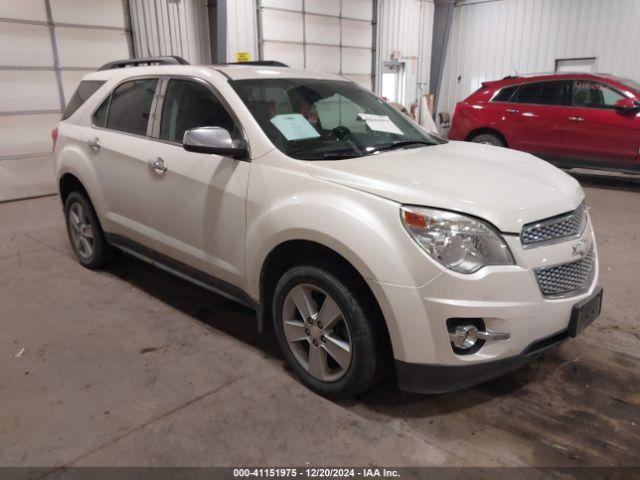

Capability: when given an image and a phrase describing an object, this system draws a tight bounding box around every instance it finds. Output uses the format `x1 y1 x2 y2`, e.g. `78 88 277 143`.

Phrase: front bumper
368 220 600 391
395 319 573 394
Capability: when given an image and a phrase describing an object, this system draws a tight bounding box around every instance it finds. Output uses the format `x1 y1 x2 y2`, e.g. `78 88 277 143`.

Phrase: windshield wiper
371 140 434 153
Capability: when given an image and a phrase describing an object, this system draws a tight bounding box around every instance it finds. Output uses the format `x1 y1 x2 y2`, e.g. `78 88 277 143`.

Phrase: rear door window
105 78 158 136
514 81 571 106
62 80 105 120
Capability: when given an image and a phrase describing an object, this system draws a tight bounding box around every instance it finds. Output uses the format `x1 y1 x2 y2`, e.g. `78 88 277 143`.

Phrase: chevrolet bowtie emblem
572 239 589 257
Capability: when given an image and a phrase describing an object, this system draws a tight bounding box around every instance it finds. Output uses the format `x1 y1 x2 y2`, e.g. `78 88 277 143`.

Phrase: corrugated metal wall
129 0 211 63
376 0 434 107
438 0 640 117
226 0 258 62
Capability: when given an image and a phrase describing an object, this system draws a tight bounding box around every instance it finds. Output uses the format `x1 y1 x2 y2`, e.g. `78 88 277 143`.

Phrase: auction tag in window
270 114 321 141
358 113 403 135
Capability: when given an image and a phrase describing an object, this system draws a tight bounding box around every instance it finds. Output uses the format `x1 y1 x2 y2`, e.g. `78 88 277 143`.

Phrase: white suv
54 57 602 399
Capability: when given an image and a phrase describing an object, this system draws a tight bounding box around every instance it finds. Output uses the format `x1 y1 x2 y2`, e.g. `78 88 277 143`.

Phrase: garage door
0 0 131 160
258 0 375 90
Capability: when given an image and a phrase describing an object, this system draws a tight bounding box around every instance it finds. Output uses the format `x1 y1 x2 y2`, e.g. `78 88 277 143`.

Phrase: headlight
400 206 514 274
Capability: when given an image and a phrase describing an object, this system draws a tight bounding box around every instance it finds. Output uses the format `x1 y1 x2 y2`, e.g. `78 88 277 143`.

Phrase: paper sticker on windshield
357 113 403 135
270 114 321 141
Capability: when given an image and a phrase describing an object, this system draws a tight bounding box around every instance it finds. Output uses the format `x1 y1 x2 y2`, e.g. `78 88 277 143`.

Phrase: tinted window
62 80 105 120
572 81 625 109
93 97 109 127
159 79 239 143
106 78 158 136
515 81 570 105
492 85 518 102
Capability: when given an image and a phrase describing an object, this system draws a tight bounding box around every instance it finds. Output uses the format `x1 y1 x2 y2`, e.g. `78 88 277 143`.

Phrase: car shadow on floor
104 252 558 415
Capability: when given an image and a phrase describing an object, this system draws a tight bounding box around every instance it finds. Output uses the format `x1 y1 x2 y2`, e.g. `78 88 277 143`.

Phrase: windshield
605 75 640 94
230 78 444 160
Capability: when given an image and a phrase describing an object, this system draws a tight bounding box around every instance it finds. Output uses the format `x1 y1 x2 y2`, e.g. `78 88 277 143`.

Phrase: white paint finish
0 23 54 67
341 0 374 20
376 0 434 108
438 0 640 117
306 0 340 16
50 0 126 28
226 0 258 61
0 113 59 157
262 41 305 69
306 45 340 73
305 14 340 46
341 19 372 48
129 0 211 64
261 9 304 42
55 27 130 68
0 0 47 22
0 71 60 112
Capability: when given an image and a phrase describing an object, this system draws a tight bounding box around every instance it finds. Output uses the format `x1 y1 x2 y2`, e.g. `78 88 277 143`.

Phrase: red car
448 73 640 173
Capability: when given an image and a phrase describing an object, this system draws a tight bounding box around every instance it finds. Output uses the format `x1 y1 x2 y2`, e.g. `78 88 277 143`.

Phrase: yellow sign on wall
236 51 251 62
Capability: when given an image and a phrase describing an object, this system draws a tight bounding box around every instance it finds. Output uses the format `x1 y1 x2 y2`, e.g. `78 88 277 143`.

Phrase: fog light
447 318 511 355
449 325 480 350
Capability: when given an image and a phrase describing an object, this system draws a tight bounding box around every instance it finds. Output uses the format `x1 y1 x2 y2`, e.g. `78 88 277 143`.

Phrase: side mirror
614 97 640 113
182 126 248 159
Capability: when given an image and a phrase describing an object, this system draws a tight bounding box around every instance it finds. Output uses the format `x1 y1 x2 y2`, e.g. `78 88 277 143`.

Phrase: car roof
81 64 345 83
486 72 618 87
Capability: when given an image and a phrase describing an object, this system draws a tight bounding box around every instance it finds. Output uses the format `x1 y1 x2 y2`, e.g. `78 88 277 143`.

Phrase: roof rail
222 60 289 67
98 56 189 71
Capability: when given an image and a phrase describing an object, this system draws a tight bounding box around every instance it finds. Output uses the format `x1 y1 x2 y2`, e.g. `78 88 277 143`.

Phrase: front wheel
272 263 385 399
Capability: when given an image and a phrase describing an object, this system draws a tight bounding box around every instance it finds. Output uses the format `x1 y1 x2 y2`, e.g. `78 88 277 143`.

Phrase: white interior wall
129 0 211 64
438 0 640 118
376 0 434 109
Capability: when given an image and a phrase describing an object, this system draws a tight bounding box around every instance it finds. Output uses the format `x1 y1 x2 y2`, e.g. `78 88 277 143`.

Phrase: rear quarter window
62 80 106 120
491 85 518 102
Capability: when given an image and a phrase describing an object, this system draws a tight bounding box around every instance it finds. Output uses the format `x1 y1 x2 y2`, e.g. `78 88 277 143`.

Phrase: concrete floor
1 177 639 468
0 156 56 203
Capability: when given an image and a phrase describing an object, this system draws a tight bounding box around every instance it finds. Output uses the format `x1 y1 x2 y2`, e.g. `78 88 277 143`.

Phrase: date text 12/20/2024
233 468 400 478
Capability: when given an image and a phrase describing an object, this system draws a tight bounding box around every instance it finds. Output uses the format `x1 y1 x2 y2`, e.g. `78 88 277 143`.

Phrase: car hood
306 141 584 233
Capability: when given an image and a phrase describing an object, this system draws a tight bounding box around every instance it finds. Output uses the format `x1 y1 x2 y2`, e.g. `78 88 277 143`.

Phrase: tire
470 133 505 147
64 191 117 269
272 262 386 399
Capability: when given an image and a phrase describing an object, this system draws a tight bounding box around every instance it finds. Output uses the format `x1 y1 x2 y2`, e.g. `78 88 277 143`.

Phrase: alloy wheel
69 202 95 259
282 283 353 382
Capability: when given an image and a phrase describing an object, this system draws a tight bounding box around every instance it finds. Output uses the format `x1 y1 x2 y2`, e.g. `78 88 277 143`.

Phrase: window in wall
159 79 239 143
572 81 625 109
555 57 596 73
381 62 404 105
106 78 158 136
514 81 570 106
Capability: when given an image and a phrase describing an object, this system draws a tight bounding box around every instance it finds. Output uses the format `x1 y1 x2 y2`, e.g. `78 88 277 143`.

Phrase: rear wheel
470 133 505 147
272 263 384 399
64 191 117 269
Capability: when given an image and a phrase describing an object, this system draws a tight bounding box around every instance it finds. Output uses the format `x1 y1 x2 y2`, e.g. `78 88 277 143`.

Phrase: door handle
506 108 520 113
148 157 167 174
568 116 584 122
88 137 101 152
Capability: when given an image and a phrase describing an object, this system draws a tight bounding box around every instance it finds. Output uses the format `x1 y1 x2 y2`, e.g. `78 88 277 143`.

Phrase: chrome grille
521 203 587 247
534 246 595 296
